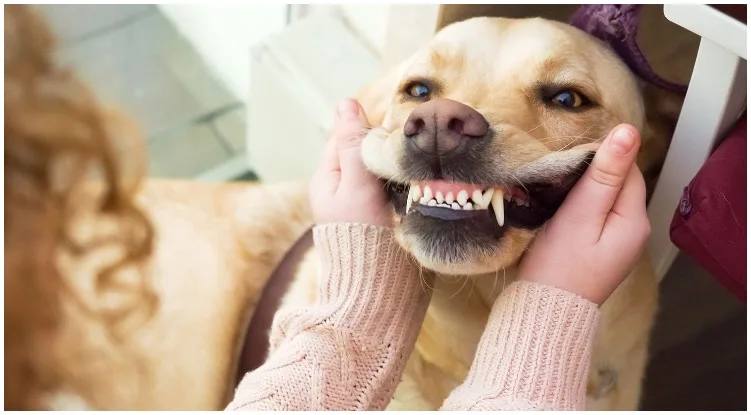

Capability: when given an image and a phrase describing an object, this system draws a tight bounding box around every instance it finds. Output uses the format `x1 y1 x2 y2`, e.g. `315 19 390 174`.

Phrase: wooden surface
643 311 746 410
642 253 746 410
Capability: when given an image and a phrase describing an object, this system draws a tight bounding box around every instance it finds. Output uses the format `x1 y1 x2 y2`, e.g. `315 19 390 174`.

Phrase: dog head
357 17 667 275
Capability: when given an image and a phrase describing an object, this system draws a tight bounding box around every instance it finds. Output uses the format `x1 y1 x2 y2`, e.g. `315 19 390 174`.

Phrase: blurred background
35 4 745 410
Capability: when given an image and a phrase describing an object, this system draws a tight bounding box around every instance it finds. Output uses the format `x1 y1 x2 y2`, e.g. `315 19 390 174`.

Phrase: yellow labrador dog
279 17 679 410
31 15 678 411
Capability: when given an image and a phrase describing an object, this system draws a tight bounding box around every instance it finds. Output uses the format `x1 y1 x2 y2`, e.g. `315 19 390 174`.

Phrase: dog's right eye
406 82 431 99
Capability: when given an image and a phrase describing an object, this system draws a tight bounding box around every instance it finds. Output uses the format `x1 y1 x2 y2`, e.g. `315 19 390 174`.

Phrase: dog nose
403 98 489 156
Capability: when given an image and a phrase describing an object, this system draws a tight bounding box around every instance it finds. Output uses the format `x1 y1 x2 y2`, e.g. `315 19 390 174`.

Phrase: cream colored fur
50 180 312 410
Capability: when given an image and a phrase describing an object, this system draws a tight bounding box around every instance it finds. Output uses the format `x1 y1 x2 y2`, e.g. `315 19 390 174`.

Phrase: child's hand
310 99 394 227
518 124 651 305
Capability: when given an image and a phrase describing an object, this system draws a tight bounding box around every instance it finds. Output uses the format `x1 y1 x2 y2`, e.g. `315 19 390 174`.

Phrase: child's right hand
309 99 394 228
518 124 651 305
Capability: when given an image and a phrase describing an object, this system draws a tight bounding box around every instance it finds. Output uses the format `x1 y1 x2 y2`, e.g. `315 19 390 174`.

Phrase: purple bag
569 5 688 93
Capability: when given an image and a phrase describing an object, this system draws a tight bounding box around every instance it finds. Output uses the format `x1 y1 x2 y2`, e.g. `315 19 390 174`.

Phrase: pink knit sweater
227 223 599 411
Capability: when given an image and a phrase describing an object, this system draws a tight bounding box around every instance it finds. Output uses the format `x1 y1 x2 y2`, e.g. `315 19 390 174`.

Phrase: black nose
403 98 489 156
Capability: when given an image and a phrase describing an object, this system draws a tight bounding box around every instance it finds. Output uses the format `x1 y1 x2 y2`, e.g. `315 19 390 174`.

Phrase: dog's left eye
551 90 587 108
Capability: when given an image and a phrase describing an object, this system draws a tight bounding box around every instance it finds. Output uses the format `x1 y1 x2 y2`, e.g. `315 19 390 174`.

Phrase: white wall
339 5 391 53
159 4 288 102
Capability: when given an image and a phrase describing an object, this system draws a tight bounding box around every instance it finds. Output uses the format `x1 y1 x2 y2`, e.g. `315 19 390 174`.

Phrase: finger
333 98 370 176
558 124 641 231
611 163 648 220
318 135 339 173
600 164 648 242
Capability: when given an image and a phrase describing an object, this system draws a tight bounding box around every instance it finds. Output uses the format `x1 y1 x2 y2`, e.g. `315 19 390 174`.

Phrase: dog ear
353 60 410 126
636 81 685 198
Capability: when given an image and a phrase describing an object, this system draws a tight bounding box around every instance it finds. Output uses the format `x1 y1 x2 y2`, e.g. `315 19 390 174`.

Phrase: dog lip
413 205 482 220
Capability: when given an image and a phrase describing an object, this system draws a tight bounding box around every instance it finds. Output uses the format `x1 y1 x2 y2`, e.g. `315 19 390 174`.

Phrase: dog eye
551 90 587 108
406 82 431 99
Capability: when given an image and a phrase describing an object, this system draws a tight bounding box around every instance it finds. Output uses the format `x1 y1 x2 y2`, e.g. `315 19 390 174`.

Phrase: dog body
281 16 665 410
44 180 312 410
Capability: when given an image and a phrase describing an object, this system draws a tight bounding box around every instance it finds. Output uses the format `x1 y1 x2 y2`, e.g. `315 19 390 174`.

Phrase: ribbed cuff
447 281 599 411
313 223 431 341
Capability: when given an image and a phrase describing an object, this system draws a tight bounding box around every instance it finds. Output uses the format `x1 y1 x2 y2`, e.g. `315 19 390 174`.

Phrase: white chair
647 4 747 281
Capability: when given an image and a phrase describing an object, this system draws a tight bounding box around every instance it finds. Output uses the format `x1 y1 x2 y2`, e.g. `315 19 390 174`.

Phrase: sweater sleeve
441 281 600 411
226 223 430 411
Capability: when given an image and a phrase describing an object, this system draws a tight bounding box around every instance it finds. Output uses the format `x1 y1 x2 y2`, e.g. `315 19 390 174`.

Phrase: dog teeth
490 189 505 227
471 189 483 205
482 188 494 208
457 190 469 205
408 183 510 214
406 185 419 214
412 186 422 201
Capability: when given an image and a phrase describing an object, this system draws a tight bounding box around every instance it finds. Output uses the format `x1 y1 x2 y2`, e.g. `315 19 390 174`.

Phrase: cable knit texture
441 281 599 411
226 223 430 410
227 223 600 411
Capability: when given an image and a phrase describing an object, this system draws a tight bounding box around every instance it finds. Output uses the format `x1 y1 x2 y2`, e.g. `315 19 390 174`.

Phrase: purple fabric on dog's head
569 5 688 93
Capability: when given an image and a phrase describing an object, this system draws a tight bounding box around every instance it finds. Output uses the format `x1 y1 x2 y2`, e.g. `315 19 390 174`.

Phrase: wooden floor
640 254 746 410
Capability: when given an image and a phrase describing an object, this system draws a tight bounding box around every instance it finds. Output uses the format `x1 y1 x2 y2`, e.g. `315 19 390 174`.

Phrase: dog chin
396 228 529 276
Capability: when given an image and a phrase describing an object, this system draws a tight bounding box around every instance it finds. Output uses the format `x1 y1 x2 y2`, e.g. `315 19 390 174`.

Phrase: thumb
334 98 370 175
557 124 641 233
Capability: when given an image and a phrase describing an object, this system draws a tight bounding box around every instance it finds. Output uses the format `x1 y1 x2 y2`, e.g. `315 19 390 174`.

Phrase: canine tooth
491 190 505 227
457 190 469 205
436 191 444 204
428 199 437 206
451 202 461 210
482 188 495 208
406 187 415 214
424 186 433 200
471 189 484 205
463 202 473 210
446 192 455 204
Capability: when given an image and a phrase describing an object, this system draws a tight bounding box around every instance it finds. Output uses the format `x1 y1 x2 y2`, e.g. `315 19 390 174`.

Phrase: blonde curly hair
5 5 157 409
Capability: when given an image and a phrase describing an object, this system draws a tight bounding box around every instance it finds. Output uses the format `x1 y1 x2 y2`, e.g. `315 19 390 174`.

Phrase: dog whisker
502 266 507 292
467 275 476 302
492 269 499 295
525 123 543 134
447 275 470 301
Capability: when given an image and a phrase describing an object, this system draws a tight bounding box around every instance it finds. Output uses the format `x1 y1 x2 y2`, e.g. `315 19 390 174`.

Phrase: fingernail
337 98 360 120
609 126 635 154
